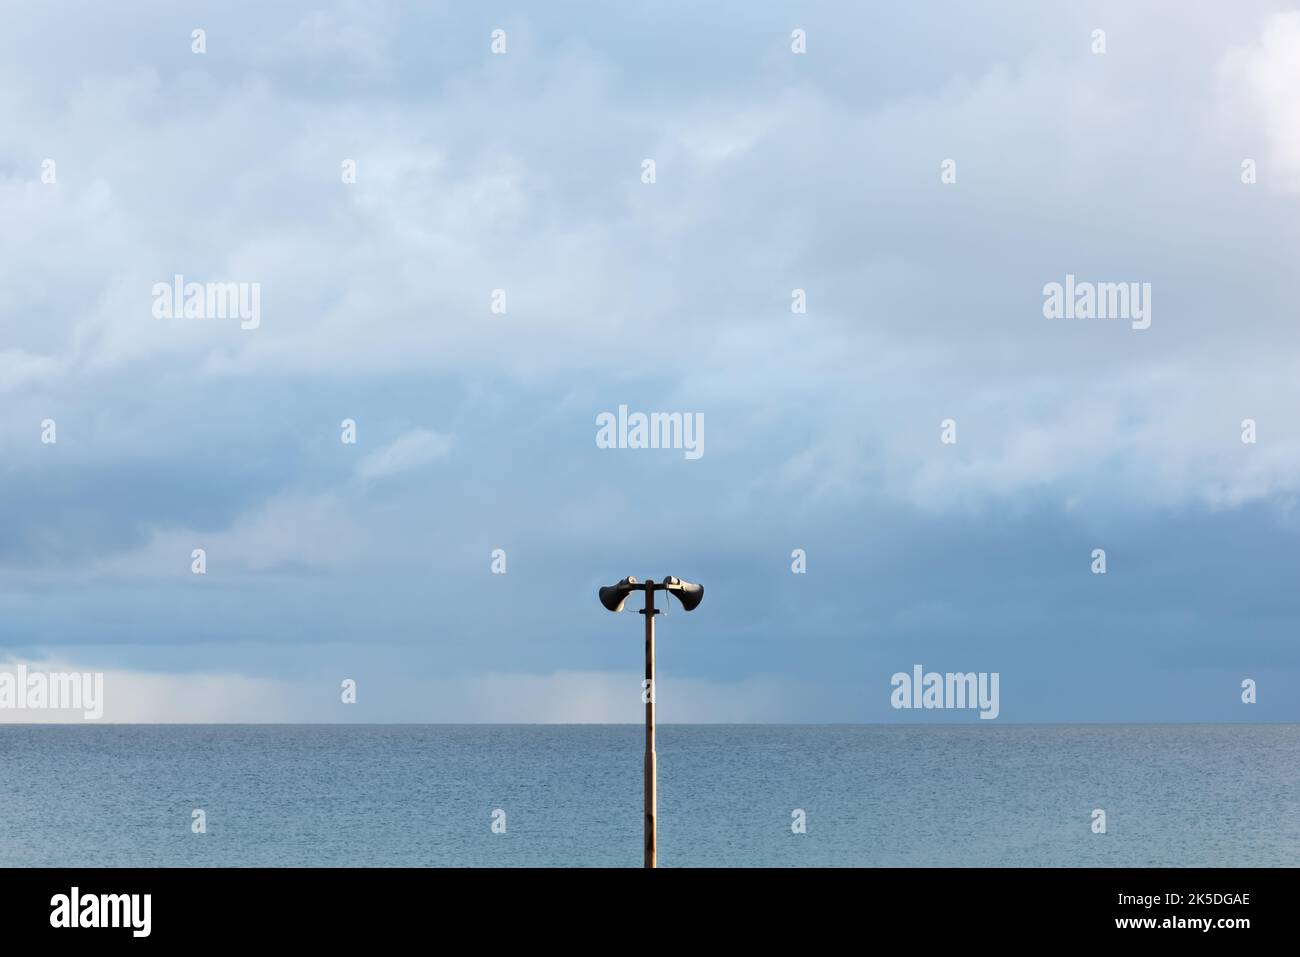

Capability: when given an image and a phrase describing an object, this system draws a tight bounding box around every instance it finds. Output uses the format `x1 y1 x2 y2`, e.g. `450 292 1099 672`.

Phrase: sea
1 724 1296 867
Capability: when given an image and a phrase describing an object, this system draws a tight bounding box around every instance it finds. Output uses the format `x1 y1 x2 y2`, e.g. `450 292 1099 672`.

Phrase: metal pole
643 585 657 869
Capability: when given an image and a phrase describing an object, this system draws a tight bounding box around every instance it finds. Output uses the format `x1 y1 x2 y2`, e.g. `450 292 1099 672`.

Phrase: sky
1 1 1298 721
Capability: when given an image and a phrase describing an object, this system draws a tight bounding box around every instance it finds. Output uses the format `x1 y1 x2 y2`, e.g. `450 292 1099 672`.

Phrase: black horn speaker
598 576 638 612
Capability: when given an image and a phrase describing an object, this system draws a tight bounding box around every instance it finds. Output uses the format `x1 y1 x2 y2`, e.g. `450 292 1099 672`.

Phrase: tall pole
601 574 700 868
643 585 657 869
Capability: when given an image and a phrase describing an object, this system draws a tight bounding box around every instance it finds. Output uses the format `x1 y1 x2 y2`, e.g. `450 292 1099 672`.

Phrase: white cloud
1222 12 1300 192
73 493 369 582
0 348 64 393
356 428 454 481
0 661 802 723
1 7 1297 539
0 659 310 722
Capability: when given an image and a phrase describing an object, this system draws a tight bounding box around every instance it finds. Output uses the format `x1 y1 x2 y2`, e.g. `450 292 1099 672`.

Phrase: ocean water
1 724 1296 867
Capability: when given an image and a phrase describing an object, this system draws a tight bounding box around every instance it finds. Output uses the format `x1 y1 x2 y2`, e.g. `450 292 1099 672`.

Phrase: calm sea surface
1 724 1296 867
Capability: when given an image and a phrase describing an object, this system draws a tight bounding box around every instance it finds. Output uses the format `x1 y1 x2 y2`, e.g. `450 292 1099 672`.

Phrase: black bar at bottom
0 867 1285 943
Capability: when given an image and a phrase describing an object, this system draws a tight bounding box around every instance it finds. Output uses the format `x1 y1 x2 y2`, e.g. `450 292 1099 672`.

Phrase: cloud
0 348 65 394
1222 12 1300 192
2 3 1299 723
63 493 370 583
0 661 802 723
356 429 454 481
0 659 309 722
